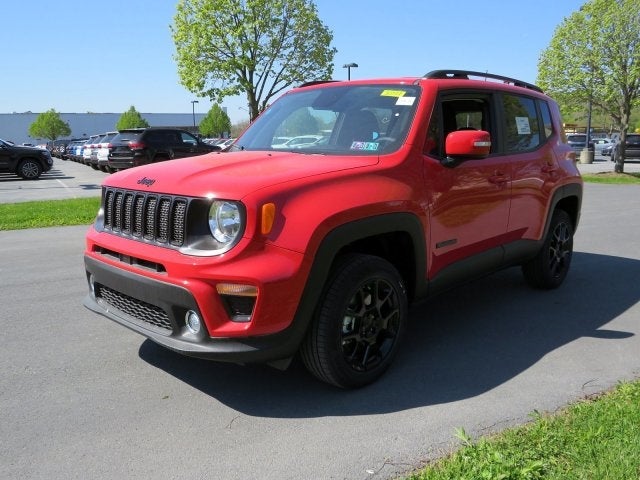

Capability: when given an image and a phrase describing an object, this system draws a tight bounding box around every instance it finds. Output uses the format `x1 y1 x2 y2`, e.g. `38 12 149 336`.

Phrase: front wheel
18 159 43 179
300 254 408 388
522 209 574 289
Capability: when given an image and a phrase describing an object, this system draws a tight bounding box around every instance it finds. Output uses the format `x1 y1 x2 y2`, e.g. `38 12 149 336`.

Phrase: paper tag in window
516 117 531 134
396 96 415 106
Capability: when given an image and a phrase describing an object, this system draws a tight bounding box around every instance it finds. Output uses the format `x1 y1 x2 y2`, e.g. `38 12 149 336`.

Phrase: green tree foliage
116 106 150 130
172 0 336 121
28 109 71 144
274 107 319 137
199 104 232 137
537 0 640 172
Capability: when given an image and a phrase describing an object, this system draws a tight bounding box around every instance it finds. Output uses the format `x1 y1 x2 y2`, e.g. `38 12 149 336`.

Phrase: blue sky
2 0 585 124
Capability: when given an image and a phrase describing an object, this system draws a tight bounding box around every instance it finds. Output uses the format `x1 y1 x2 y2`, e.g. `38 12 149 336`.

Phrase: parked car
611 133 640 163
0 138 53 179
95 132 119 172
592 137 613 155
601 141 615 156
271 134 326 149
215 138 236 151
69 139 87 162
107 127 220 171
84 70 583 388
566 134 590 153
82 134 102 165
65 140 85 161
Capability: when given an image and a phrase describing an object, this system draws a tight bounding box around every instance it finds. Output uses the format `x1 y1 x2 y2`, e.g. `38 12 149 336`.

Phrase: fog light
185 310 201 334
88 274 95 296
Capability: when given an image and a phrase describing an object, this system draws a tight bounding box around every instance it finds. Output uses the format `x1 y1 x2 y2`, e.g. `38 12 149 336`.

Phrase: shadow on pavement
139 251 637 417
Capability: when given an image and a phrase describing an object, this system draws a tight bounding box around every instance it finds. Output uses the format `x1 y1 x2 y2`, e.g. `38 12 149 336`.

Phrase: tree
537 0 640 172
116 106 150 130
172 0 336 121
199 104 232 137
28 109 71 146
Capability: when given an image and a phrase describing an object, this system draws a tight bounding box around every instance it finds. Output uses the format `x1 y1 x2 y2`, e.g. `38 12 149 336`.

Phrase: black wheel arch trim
284 213 428 352
545 182 582 236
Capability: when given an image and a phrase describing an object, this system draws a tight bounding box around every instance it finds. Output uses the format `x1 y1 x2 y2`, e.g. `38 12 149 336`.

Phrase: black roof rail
298 80 339 88
423 70 543 93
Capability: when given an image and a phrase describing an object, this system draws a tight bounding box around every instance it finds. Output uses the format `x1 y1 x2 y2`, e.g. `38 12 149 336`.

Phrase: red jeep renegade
84 70 582 388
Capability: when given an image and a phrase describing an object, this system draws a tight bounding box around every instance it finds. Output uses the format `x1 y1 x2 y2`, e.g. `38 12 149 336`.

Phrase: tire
18 159 43 179
300 254 408 388
522 209 573 289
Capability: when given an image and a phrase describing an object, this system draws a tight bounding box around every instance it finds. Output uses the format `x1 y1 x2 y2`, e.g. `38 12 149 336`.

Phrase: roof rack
298 80 338 88
423 70 543 93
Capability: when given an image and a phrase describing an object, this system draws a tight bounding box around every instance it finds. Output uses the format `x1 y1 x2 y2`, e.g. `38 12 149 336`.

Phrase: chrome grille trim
102 188 189 248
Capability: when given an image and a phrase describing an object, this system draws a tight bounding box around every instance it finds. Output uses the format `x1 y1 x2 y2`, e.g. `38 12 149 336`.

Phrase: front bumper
83 252 307 364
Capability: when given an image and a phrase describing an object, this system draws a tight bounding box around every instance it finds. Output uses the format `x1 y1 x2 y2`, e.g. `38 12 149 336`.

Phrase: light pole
343 62 358 81
191 100 199 128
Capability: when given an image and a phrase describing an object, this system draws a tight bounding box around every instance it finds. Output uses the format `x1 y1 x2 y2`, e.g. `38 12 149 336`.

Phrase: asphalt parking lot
0 158 108 204
2 153 640 480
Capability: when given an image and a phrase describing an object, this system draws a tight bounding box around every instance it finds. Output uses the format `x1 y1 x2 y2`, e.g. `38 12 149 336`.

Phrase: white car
271 135 325 149
592 137 613 154
82 134 102 164
96 132 119 171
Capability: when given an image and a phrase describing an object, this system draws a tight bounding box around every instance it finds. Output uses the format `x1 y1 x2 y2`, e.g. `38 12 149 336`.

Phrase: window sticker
515 117 531 134
396 96 415 106
380 89 406 98
350 141 380 151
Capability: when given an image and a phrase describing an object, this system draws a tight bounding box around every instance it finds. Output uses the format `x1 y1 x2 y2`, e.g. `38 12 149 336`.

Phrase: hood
103 150 378 199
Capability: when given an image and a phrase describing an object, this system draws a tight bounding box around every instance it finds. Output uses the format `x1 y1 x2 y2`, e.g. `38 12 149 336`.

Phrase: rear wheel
301 254 408 388
18 159 42 179
522 209 573 289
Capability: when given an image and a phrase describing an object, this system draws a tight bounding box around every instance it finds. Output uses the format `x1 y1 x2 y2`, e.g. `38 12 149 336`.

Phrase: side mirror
445 130 491 159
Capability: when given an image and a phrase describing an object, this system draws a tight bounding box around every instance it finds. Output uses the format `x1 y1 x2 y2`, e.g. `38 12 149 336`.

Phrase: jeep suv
0 138 54 179
107 127 220 171
84 70 582 388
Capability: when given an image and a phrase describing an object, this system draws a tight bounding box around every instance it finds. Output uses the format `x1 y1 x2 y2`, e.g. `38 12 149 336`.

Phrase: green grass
0 197 100 230
582 172 640 184
404 380 640 480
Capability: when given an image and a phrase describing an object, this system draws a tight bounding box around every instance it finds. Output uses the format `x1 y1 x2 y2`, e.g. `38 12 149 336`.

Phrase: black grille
96 284 172 332
103 188 189 247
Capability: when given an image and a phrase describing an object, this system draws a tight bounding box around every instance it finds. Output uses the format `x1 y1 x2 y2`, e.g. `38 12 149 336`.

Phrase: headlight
208 200 244 251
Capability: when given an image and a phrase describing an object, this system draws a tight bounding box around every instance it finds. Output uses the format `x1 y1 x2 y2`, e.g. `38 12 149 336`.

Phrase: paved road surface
1 163 639 479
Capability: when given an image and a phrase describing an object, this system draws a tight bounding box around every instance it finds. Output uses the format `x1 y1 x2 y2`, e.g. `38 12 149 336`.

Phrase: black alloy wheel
301 254 408 388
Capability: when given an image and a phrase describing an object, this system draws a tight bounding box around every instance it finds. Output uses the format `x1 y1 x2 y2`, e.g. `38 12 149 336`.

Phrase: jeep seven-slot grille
96 283 172 332
103 188 188 247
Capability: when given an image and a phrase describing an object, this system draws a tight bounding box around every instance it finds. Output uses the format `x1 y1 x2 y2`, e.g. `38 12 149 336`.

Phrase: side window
425 94 492 157
503 95 540 152
181 132 198 145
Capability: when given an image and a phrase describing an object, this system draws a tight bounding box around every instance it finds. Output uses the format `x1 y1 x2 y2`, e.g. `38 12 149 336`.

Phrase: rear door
173 131 203 158
499 93 558 244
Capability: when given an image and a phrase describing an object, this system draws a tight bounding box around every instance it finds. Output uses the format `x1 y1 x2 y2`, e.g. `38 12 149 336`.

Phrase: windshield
233 84 420 155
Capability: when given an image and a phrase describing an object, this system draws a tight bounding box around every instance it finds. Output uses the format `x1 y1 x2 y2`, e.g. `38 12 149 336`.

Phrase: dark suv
611 133 640 163
107 128 220 171
84 70 582 388
0 138 53 179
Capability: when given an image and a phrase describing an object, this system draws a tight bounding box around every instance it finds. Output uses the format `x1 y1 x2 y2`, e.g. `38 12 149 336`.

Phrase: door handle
489 174 508 185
